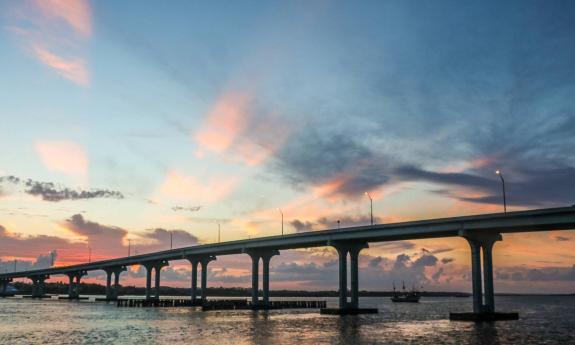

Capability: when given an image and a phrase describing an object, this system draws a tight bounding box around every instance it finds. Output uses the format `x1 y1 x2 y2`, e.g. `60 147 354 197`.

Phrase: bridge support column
66 271 86 299
245 249 279 309
185 256 202 305
450 231 518 321
200 256 216 302
144 261 168 300
105 267 126 301
0 278 11 297
320 241 377 315
29 275 49 298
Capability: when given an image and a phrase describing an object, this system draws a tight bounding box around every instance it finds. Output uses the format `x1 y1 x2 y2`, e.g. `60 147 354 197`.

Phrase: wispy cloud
0 175 124 202
7 0 92 86
31 45 89 85
195 90 292 166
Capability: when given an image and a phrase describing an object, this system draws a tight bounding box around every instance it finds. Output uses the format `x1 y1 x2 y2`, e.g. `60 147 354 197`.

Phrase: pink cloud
194 91 292 166
158 170 238 204
7 0 92 86
35 141 88 175
34 0 92 37
32 45 89 85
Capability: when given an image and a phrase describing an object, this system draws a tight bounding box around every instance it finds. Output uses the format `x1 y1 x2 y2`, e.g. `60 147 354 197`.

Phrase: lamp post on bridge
218 222 221 243
278 208 284 235
495 170 507 213
365 192 373 225
170 231 173 250
88 246 91 263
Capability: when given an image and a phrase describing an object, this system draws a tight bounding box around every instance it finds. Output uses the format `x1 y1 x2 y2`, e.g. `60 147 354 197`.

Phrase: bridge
1 206 574 320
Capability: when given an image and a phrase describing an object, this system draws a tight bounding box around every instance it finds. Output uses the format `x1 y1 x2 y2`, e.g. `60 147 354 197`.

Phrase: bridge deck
1 206 574 279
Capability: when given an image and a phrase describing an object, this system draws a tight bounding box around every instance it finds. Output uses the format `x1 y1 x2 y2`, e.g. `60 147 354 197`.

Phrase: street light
128 239 131 257
365 192 373 225
88 246 91 263
169 231 173 250
218 222 221 243
278 209 284 235
495 170 507 213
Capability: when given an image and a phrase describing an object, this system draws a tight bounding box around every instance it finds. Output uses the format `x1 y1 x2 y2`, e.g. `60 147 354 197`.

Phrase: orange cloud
195 91 291 166
32 45 89 85
35 141 88 175
196 92 252 153
158 171 238 204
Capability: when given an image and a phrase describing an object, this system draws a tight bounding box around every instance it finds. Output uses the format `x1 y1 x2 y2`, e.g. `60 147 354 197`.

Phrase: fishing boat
391 281 420 303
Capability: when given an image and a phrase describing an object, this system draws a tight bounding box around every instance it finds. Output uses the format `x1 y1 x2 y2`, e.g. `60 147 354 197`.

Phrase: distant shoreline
6 282 574 297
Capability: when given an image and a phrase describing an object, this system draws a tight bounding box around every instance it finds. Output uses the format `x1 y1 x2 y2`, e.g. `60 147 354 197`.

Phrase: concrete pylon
199 256 216 302
66 271 86 299
104 266 126 300
143 261 169 300
450 231 518 321
332 242 368 309
29 275 49 298
244 249 279 308
0 278 11 296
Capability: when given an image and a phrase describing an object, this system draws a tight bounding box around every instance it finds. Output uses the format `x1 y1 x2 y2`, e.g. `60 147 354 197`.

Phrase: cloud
273 131 392 199
171 206 202 213
0 175 124 202
137 228 199 252
290 219 316 233
31 45 89 85
441 258 455 264
290 215 385 233
554 236 571 242
35 141 89 175
497 266 575 282
195 90 291 166
7 0 92 86
158 170 238 204
34 0 92 37
62 214 127 258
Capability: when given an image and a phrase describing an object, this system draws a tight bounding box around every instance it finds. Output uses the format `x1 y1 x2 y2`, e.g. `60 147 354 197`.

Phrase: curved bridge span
2 206 574 319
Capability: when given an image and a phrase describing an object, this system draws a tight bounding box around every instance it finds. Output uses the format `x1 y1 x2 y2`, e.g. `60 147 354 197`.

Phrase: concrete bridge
1 206 574 319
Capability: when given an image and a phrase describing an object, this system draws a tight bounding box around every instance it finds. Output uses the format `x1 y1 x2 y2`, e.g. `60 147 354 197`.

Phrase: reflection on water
0 296 574 344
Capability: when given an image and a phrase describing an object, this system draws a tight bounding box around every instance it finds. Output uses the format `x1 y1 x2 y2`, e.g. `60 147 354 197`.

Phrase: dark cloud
172 206 202 213
0 176 124 202
139 228 199 251
432 268 444 282
290 215 385 233
555 236 571 242
273 131 392 198
62 214 127 258
368 256 383 268
290 219 315 233
497 266 575 282
441 258 455 265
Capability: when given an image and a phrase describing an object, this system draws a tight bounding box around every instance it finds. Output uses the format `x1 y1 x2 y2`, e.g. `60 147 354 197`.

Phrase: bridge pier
200 256 216 303
29 275 50 298
0 278 13 297
105 266 126 301
66 271 86 299
245 249 279 309
450 231 518 321
321 241 377 315
144 261 168 300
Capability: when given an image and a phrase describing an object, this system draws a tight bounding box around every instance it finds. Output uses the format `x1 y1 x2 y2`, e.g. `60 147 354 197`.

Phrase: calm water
1 295 574 344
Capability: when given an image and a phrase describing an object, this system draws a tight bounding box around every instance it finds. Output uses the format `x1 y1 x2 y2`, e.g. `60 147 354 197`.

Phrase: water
1 296 574 344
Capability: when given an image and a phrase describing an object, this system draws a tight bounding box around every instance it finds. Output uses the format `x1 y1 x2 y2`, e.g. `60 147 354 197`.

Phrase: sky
0 0 574 293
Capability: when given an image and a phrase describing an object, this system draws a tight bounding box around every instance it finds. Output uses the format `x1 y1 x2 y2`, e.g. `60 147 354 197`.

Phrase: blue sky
0 0 574 292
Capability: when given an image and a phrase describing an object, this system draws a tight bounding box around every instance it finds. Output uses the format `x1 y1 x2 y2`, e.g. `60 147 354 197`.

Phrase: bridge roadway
1 206 574 318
